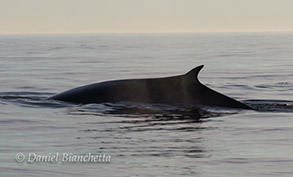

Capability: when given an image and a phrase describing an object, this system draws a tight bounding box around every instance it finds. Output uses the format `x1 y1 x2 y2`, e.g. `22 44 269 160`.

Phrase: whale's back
50 65 252 109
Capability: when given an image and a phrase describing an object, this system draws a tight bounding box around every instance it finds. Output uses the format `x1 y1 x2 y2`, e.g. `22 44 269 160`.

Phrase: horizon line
0 30 293 36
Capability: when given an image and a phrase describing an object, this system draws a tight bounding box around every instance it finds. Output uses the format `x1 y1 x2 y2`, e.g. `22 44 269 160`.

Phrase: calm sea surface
0 33 293 177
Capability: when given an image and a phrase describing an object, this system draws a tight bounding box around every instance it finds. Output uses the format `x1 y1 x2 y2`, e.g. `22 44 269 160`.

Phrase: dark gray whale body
50 65 252 109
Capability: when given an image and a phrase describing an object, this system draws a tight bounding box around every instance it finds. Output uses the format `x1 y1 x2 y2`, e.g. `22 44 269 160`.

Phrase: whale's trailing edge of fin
184 65 252 109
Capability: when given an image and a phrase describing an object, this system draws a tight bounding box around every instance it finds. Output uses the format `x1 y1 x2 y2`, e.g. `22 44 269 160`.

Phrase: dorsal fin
184 65 204 81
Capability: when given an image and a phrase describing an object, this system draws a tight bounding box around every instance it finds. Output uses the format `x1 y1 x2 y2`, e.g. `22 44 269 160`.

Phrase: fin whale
50 65 252 109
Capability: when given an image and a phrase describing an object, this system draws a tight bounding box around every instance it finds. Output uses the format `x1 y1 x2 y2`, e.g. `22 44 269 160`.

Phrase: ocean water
0 32 293 177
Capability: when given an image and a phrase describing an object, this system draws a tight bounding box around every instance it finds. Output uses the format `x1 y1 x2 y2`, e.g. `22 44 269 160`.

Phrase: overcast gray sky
0 0 292 34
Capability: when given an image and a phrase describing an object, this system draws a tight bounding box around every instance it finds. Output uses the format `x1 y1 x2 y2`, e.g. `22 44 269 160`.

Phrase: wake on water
1 92 293 121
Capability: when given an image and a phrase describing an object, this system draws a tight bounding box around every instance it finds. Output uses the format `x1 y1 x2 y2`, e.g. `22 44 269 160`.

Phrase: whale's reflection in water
69 102 240 121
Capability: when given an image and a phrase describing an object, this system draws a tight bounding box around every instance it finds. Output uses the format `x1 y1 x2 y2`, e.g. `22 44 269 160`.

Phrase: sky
0 0 293 34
